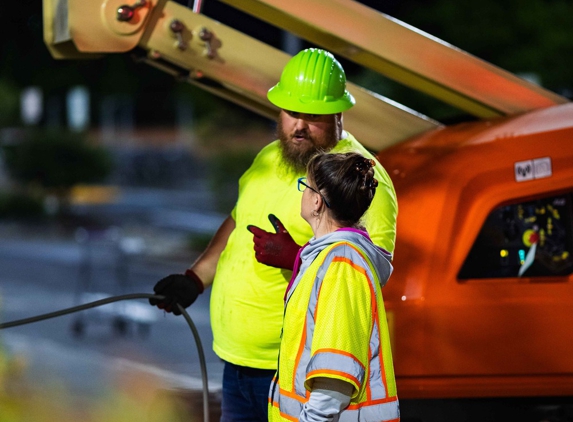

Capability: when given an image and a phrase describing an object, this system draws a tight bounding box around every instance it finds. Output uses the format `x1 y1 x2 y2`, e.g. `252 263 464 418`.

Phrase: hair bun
355 157 377 191
355 158 375 175
366 177 378 189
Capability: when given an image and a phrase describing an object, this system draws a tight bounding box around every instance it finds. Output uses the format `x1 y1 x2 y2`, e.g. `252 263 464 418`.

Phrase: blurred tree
0 79 20 126
2 130 113 213
0 190 45 220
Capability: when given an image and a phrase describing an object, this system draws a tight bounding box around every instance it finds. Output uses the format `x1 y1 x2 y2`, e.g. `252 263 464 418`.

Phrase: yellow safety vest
269 238 399 422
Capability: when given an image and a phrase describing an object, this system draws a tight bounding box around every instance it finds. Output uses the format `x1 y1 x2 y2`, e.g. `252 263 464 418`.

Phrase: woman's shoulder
323 239 368 262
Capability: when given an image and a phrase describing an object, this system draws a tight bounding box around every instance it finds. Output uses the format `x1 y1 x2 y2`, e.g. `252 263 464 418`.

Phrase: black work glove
247 214 301 271
149 269 204 315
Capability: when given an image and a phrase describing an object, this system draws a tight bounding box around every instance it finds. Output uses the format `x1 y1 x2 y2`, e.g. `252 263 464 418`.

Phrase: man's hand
247 214 301 271
149 269 204 315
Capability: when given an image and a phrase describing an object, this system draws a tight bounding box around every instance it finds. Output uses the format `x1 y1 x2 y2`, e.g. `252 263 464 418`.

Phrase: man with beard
149 48 397 422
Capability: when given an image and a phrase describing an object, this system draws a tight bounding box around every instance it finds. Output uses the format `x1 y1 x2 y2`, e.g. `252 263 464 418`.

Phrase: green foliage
2 130 114 190
0 80 20 127
0 190 45 220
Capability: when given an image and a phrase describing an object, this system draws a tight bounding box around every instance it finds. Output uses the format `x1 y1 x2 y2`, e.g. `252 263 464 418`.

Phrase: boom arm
42 0 440 151
219 0 568 118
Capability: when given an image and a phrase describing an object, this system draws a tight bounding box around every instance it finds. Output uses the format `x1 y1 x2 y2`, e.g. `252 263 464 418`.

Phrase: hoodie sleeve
299 377 353 422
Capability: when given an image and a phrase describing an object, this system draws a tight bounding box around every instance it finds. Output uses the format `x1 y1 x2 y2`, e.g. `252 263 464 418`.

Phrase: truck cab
379 103 573 398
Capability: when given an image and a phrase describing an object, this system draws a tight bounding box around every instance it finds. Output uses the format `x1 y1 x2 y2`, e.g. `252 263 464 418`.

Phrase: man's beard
277 119 339 173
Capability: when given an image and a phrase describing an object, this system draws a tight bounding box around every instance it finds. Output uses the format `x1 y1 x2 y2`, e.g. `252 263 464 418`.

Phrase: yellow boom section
43 0 440 151
220 0 568 118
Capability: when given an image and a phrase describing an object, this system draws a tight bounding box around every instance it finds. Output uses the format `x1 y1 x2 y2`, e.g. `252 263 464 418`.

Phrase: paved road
0 186 227 420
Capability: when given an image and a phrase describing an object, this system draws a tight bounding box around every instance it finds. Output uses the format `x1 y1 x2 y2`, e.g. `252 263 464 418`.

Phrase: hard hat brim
267 85 356 115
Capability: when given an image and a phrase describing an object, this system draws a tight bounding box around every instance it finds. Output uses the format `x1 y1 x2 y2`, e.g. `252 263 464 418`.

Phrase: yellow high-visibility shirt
210 133 398 369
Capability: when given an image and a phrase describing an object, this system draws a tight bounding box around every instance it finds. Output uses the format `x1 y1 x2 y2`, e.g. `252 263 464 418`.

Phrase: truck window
458 192 573 279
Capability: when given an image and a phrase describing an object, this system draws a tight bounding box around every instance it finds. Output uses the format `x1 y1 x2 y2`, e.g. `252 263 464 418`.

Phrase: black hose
0 293 210 422
177 302 210 422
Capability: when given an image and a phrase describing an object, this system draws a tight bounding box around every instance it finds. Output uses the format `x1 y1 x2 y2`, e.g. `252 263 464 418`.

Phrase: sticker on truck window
515 157 552 182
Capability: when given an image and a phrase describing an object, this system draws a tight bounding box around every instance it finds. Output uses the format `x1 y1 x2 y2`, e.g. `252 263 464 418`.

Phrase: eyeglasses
297 177 331 208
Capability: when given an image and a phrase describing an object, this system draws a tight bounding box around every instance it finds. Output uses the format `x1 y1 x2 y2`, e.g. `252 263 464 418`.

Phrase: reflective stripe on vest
270 385 399 422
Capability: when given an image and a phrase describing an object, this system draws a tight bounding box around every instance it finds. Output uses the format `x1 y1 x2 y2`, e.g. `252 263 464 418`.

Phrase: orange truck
379 103 573 399
43 0 573 404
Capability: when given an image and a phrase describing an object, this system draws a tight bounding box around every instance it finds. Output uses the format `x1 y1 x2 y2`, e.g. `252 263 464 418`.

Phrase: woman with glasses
268 152 400 422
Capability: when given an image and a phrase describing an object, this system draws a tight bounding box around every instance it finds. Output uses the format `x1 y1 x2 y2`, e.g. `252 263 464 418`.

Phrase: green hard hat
268 48 355 115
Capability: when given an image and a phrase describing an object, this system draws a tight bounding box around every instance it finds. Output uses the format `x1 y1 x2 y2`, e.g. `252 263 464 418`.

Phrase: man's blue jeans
220 361 275 422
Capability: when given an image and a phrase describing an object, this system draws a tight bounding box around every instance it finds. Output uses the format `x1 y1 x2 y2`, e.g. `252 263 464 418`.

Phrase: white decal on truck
514 157 552 182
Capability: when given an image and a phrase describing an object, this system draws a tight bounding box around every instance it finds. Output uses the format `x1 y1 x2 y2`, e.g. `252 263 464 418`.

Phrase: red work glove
247 214 301 271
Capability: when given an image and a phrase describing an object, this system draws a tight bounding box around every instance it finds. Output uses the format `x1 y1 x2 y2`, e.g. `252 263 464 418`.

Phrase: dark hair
307 152 378 227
